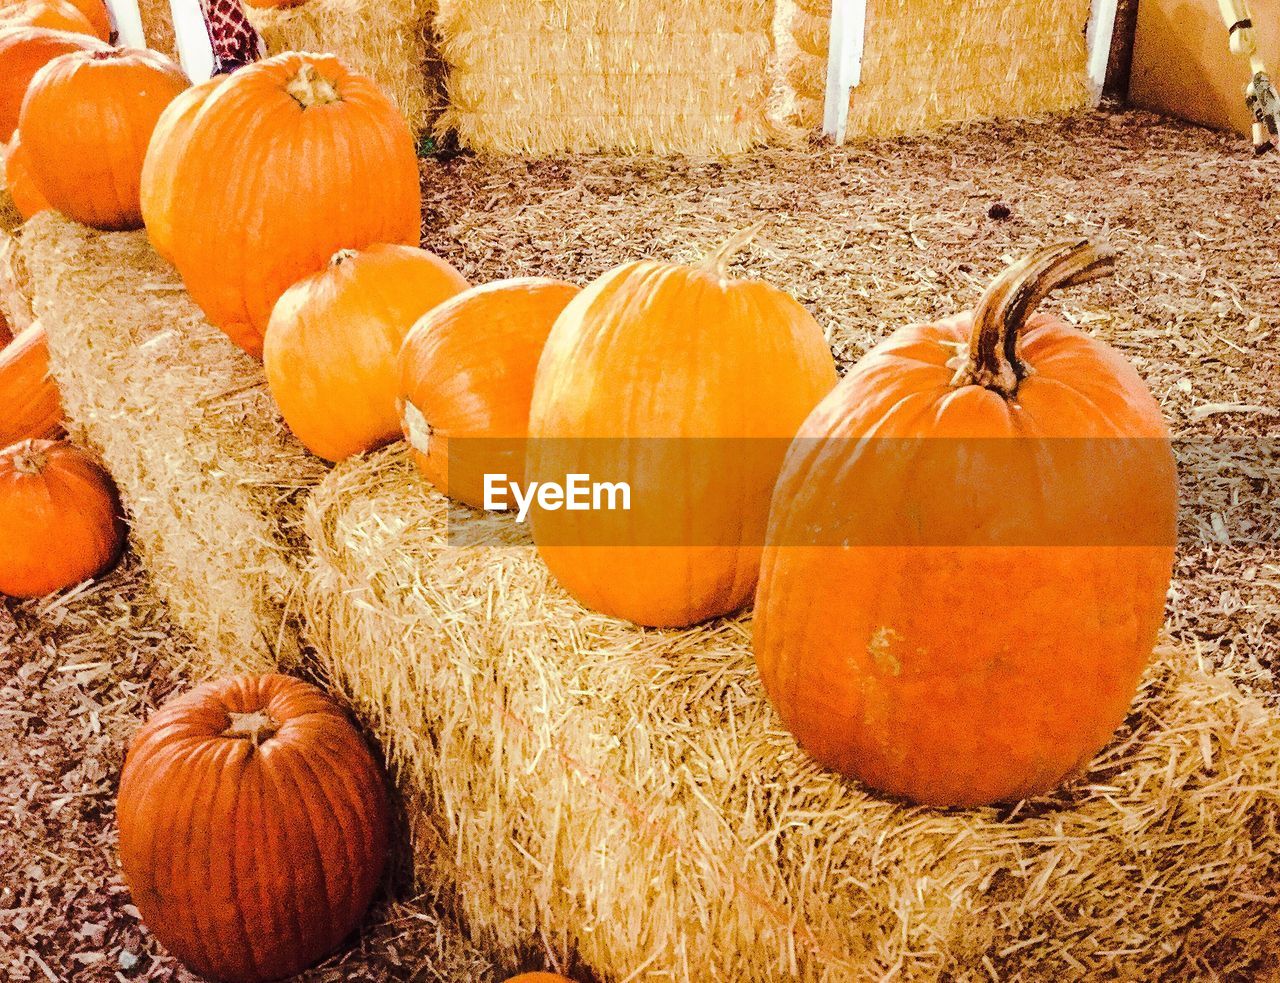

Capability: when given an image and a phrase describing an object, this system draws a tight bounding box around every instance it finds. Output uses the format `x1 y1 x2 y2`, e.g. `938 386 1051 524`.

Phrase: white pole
1086 0 1120 106
823 0 868 144
168 0 215 80
102 0 146 47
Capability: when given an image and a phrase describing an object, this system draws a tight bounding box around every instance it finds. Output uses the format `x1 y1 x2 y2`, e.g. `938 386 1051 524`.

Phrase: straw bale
434 0 778 155
0 225 34 335
305 443 1280 980
776 0 1093 137
247 0 441 137
0 185 20 235
19 212 326 679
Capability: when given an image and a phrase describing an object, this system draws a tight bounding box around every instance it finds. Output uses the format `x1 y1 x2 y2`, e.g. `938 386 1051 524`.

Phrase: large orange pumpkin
19 48 188 230
117 673 391 983
397 276 580 509
4 131 49 220
138 75 222 262
526 228 838 628
0 438 125 597
0 0 97 37
263 245 469 462
753 240 1178 808
0 26 108 142
0 321 62 445
145 52 421 358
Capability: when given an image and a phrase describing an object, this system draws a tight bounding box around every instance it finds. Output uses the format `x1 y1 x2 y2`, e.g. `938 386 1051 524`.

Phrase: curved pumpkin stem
699 220 768 280
10 440 46 475
286 64 341 109
957 239 1115 398
223 710 280 748
330 249 359 268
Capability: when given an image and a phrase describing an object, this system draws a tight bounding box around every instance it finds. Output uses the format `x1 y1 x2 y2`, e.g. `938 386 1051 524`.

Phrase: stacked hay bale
20 213 327 678
777 0 1094 137
306 445 1280 981
246 0 442 137
434 0 778 154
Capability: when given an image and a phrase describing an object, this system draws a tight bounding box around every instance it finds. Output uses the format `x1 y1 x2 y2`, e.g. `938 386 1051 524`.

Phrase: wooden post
1086 0 1120 104
169 0 216 81
823 0 868 144
102 0 146 47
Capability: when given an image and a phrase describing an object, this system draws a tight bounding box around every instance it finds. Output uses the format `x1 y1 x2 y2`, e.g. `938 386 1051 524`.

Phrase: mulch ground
2 106 1276 981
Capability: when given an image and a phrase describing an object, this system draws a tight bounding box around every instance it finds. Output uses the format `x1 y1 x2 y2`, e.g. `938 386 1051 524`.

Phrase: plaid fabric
200 0 265 74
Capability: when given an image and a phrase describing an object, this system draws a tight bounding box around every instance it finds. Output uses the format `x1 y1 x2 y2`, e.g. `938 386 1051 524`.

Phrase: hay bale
305 445 1280 980
246 0 441 137
776 0 1093 137
434 0 778 154
0 185 21 235
0 225 34 335
21 212 327 678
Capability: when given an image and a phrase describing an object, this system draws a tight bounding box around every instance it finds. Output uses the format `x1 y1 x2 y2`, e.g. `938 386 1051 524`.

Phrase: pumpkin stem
223 710 280 748
956 239 1115 399
330 249 359 267
10 441 46 476
699 220 768 280
285 63 341 109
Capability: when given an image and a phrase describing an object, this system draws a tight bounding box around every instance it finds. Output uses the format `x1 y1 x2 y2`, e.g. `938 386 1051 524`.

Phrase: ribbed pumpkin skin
0 0 97 38
263 245 469 462
0 438 125 597
4 131 49 220
753 242 1177 807
0 321 63 445
149 52 421 358
0 26 107 142
139 76 222 262
20 48 189 230
117 674 391 983
526 253 838 628
398 277 579 509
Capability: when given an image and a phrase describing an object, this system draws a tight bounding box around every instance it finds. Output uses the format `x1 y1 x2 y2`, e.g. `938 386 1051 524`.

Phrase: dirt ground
2 106 1277 981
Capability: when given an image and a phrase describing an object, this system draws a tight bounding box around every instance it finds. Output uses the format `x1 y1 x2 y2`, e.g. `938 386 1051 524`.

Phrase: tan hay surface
305 444 1280 980
135 0 179 62
0 223 34 335
19 213 327 679
434 0 778 154
0 182 20 234
776 0 1093 137
247 0 441 136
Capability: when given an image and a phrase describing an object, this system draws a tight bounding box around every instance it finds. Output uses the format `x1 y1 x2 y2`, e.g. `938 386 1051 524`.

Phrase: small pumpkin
503 975 577 983
0 26 108 142
263 245 469 462
0 438 125 597
0 0 108 37
19 47 188 230
144 52 421 358
0 0 97 37
526 227 838 628
117 673 391 983
0 320 62 445
753 240 1178 807
139 75 222 262
4 131 49 220
397 276 580 509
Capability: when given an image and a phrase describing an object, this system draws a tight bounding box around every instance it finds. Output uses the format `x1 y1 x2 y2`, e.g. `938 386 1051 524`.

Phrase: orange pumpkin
0 26 108 142
0 0 97 37
20 48 188 230
145 52 421 358
139 75 222 262
263 245 469 462
753 241 1178 808
242 0 303 8
0 438 125 597
503 975 577 983
0 321 62 445
526 228 838 628
117 673 391 983
397 277 579 509
4 131 49 220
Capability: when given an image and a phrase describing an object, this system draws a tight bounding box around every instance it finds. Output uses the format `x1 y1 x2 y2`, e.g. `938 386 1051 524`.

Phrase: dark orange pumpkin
19 47 188 230
4 131 49 220
0 320 62 445
0 26 108 142
397 276 580 509
0 0 97 38
526 228 838 628
263 245 469 462
0 438 125 597
144 52 421 358
753 241 1178 807
138 75 222 262
117 673 391 983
